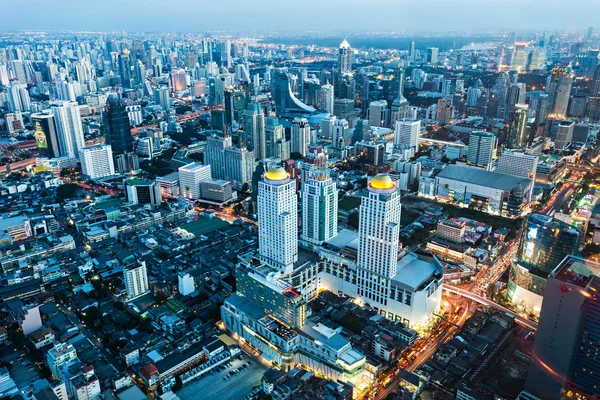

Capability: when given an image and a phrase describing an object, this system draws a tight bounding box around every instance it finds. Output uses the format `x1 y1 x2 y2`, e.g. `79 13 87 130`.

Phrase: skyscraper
357 174 401 306
291 117 310 156
467 131 496 170
243 103 266 159
32 112 60 158
271 70 315 115
338 39 352 73
546 65 574 118
154 86 171 110
204 134 233 181
318 84 334 113
525 256 600 400
394 119 420 152
506 104 529 149
51 101 85 159
258 167 298 274
587 64 600 121
332 118 350 149
301 168 338 246
368 100 389 128
224 146 255 191
427 48 439 64
79 144 115 179
178 162 211 199
391 68 410 126
555 120 575 150
118 50 133 88
104 96 133 173
170 68 187 91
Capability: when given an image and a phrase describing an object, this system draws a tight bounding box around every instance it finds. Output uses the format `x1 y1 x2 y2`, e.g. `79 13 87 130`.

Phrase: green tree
57 184 79 198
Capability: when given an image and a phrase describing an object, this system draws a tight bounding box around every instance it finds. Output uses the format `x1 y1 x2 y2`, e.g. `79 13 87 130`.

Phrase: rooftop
125 178 154 186
392 253 440 291
552 255 600 289
437 165 532 191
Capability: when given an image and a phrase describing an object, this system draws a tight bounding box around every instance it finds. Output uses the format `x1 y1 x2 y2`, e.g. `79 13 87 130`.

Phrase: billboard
34 120 48 150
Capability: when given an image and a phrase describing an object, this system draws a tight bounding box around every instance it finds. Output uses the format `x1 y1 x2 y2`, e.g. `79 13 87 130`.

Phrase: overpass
418 137 467 147
443 284 538 331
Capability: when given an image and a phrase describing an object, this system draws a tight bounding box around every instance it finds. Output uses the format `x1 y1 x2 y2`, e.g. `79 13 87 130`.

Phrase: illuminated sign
527 227 538 240
34 121 48 149
525 242 535 258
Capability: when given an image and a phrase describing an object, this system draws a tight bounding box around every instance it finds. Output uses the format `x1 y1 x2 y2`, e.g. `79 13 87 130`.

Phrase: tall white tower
51 101 85 159
301 168 338 246
123 261 149 299
291 117 310 156
357 174 401 306
258 167 298 274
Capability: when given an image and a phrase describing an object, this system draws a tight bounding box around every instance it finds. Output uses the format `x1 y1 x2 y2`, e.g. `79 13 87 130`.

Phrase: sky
3 0 599 33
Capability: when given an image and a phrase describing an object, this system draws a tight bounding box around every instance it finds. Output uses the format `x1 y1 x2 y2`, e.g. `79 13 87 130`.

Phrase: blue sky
3 0 598 32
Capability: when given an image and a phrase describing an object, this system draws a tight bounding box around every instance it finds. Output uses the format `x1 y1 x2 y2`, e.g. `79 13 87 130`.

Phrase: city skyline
3 0 600 33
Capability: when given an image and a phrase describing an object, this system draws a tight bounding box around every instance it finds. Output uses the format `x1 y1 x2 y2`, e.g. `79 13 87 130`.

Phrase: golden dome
369 174 395 190
265 167 289 181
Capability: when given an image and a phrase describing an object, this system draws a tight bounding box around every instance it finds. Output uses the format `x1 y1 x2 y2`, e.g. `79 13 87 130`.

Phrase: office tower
265 116 286 158
525 256 600 400
301 168 338 246
394 119 420 151
10 60 27 84
123 261 149 299
506 104 530 149
118 50 133 88
510 43 529 72
357 174 401 306
154 86 170 110
338 39 352 73
436 98 454 123
103 96 133 173
506 83 527 111
321 115 335 139
134 60 146 85
555 120 575 150
496 150 538 180
51 101 85 159
204 134 233 181
368 100 389 128
56 80 77 102
258 167 298 274
178 162 211 199
332 118 350 149
427 47 439 64
178 273 195 296
32 113 60 158
467 131 496 170
318 84 334 114
243 103 266 158
251 157 281 212
0 63 9 86
271 69 315 115
224 146 255 191
170 68 187 91
79 144 115 179
466 84 482 107
291 117 310 156
579 49 599 78
334 98 356 120
124 178 162 208
6 84 31 112
587 64 600 121
409 41 416 62
391 68 409 125
546 65 574 118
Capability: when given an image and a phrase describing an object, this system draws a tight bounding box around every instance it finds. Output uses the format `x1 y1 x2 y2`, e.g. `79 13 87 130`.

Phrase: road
540 182 574 216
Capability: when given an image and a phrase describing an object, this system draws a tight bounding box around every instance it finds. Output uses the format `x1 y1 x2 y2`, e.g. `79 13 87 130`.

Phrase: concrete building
224 146 255 191
178 162 211 200
301 168 338 247
394 119 420 151
467 131 496 170
199 180 234 203
258 167 298 274
124 178 162 208
123 261 149 300
178 273 195 296
47 343 78 379
291 117 311 156
79 144 115 179
554 120 575 151
52 101 85 159
368 100 389 128
155 172 180 198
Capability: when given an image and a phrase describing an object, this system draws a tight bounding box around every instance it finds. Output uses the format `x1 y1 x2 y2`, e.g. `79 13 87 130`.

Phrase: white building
47 342 78 378
156 172 180 198
178 273 195 296
467 131 496 170
79 144 115 179
318 84 334 114
394 119 420 151
123 261 149 300
291 117 311 156
555 120 575 151
368 100 389 128
332 118 349 149
496 150 539 182
301 168 338 246
224 146 255 191
52 101 85 159
178 162 211 200
135 137 154 159
204 134 233 181
258 167 298 274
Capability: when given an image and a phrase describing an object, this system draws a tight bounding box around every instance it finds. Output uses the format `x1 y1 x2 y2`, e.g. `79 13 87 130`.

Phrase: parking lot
176 352 268 400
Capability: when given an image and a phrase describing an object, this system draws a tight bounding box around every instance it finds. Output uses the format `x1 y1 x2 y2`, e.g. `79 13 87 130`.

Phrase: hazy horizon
3 0 600 33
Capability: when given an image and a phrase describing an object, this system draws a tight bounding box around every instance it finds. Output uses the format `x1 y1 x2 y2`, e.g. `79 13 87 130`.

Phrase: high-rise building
338 39 352 73
170 68 187 91
394 119 420 151
301 168 338 246
265 116 288 159
332 118 350 149
124 178 162 208
496 150 538 180
506 104 530 149
271 69 315 115
154 86 170 110
318 84 334 113
224 146 255 191
178 162 211 199
525 256 600 400
587 64 600 121
436 98 454 123
32 112 60 158
243 103 266 159
79 144 115 179
258 167 298 274
368 100 389 128
123 261 149 299
555 119 575 150
51 101 85 159
104 96 133 173
204 134 233 180
6 84 31 112
118 50 133 88
467 131 496 170
291 117 310 156
427 48 439 64
546 65 574 118
357 175 401 306
391 68 410 125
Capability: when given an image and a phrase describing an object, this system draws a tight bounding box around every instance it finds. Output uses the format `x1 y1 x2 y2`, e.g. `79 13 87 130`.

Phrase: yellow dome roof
265 167 289 181
369 174 395 190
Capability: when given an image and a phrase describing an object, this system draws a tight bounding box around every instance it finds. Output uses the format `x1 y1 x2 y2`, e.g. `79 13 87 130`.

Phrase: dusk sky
3 0 600 32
